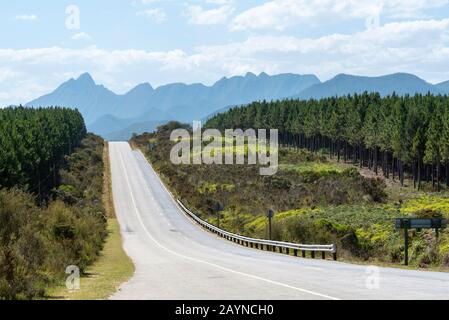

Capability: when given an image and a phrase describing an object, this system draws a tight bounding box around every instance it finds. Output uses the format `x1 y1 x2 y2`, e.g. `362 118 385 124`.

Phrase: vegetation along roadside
47 142 134 300
0 107 132 300
132 92 449 270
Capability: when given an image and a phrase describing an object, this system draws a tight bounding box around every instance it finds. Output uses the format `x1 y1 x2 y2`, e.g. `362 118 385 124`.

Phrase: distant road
109 142 449 300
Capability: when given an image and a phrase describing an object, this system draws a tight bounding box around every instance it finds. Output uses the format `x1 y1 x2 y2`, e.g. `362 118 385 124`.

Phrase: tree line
0 107 108 299
0 134 107 299
206 92 449 190
0 107 86 200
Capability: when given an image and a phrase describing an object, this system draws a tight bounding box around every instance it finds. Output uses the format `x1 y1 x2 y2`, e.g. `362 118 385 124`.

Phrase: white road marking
118 147 340 301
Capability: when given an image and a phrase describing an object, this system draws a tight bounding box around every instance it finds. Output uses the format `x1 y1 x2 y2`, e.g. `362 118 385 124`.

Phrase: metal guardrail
177 200 337 261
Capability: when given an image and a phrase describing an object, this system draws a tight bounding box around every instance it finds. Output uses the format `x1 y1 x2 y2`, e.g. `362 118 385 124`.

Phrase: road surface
109 142 449 300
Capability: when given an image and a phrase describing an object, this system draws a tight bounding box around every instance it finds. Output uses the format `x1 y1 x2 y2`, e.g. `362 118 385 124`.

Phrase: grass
103 142 115 218
280 162 343 174
47 142 134 300
401 195 449 216
47 219 134 300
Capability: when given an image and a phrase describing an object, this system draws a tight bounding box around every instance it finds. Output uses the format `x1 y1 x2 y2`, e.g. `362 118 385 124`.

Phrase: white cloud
185 4 235 25
14 14 38 21
206 0 234 4
141 0 162 4
136 8 167 23
0 68 19 83
71 32 92 41
138 0 177 4
230 0 449 31
1 18 449 106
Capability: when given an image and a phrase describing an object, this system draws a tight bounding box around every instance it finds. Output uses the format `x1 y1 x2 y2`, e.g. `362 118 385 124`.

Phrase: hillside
437 80 449 94
201 93 449 267
295 73 443 99
132 91 449 268
103 120 167 141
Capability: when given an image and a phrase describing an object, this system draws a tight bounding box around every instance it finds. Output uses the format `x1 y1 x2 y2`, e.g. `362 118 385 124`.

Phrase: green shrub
0 189 48 300
0 134 107 300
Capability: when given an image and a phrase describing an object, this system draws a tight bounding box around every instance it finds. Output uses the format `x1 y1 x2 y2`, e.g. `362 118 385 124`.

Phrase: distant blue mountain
27 73 119 124
103 120 168 141
26 71 447 140
436 80 449 94
294 73 444 99
87 113 172 140
87 114 137 137
26 72 320 139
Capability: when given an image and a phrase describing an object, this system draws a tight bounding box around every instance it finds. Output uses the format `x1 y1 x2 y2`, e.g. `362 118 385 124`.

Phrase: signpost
266 209 275 240
213 202 224 229
395 218 447 266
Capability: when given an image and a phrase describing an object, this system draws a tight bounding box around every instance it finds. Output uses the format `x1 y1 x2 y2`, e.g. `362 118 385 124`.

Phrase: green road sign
394 218 447 266
395 218 447 230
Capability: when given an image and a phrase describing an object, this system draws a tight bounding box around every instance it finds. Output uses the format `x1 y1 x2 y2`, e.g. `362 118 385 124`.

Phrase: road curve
109 142 449 300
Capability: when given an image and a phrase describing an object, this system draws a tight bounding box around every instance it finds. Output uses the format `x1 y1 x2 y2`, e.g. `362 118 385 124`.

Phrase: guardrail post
286 248 290 255
302 251 306 258
311 251 315 259
294 249 298 257
332 244 337 261
322 251 326 259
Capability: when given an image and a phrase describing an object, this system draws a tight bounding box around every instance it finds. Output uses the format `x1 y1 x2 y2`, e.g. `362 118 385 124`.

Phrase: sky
1 0 449 106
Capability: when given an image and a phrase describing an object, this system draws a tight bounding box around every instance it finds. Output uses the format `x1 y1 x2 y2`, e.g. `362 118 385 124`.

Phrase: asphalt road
109 142 449 300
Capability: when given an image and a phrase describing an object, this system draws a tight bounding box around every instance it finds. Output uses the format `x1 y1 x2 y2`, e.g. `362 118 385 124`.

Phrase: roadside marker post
213 201 224 229
395 218 447 266
266 209 275 240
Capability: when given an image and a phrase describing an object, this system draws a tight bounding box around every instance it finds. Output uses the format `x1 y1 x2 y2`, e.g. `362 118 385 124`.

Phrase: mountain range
26 72 448 140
